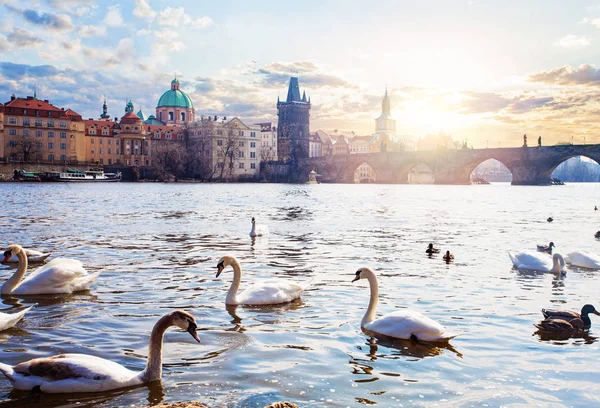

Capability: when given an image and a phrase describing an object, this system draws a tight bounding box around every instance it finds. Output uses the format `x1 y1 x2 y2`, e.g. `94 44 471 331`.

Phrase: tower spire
100 93 110 119
33 83 37 99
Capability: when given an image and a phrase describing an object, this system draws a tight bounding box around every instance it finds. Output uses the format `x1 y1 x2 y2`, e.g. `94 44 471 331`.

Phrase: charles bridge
294 144 600 185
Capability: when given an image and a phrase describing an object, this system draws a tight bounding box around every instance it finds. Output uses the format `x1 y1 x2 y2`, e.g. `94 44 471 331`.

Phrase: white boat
42 169 121 182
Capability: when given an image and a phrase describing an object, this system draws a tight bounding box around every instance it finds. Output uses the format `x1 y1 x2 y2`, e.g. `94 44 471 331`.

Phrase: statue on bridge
538 136 542 147
523 134 527 147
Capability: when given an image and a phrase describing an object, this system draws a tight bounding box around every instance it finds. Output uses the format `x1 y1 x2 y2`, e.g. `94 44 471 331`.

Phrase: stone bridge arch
458 153 515 184
538 152 600 181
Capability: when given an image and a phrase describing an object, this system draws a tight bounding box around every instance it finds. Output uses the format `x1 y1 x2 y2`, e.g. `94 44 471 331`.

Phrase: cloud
7 28 43 47
528 64 600 87
103 5 124 27
256 61 351 89
507 96 554 114
0 34 11 51
554 34 591 49
22 9 74 31
77 25 106 37
158 7 213 29
0 62 60 80
133 0 156 22
459 91 512 114
579 17 600 29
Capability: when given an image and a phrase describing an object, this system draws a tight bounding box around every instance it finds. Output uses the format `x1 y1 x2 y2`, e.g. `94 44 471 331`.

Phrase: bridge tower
277 77 311 163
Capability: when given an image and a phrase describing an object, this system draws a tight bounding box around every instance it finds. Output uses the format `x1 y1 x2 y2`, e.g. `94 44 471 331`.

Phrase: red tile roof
5 97 62 111
120 112 142 125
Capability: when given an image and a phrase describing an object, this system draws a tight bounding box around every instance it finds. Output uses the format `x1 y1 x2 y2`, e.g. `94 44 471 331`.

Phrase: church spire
100 94 110 119
286 77 302 102
302 90 307 102
382 87 391 115
33 83 37 99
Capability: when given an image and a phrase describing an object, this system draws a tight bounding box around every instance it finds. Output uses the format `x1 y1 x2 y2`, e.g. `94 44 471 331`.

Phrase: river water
0 182 599 408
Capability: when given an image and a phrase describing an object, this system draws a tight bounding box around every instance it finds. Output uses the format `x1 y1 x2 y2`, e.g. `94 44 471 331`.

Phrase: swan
541 304 599 329
426 243 440 254
536 242 555 253
352 267 457 342
442 251 454 262
0 306 32 331
1 244 100 295
216 255 305 305
565 250 600 269
249 217 269 237
0 310 200 393
3 248 50 263
508 251 565 273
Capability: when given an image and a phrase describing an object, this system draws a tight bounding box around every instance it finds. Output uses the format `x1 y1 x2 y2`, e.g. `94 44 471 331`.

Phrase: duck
0 306 32 331
541 304 600 329
0 310 200 393
249 217 269 238
426 243 440 254
565 250 600 269
352 267 457 342
547 217 553 223
216 255 306 305
442 251 454 262
508 251 565 273
3 248 50 263
535 317 585 333
595 231 600 239
536 242 555 253
1 244 100 295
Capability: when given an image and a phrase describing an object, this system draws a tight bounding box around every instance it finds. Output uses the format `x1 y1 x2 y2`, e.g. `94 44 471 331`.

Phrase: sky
2 0 600 147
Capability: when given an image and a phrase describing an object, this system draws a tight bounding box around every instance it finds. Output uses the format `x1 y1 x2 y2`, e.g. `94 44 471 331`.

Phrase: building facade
255 122 278 161
277 77 311 163
1 95 86 163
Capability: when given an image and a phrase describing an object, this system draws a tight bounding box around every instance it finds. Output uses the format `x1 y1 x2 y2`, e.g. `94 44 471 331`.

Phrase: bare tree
153 141 185 181
13 137 40 162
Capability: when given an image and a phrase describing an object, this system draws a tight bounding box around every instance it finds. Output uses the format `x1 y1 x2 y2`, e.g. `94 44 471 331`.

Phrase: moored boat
41 169 121 182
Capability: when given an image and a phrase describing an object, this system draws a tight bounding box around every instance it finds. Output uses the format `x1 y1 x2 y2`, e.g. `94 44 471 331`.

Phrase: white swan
1 244 100 295
0 310 200 393
0 307 32 331
249 217 269 237
565 250 600 269
352 267 457 342
3 248 50 263
216 255 305 305
508 251 565 273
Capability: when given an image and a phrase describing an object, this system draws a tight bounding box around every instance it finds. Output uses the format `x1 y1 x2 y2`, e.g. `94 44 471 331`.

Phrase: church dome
156 78 194 109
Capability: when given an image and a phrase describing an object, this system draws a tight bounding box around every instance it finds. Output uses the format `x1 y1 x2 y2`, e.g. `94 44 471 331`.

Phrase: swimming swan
508 251 565 273
3 248 50 263
0 310 200 393
1 244 100 295
249 217 269 237
565 250 600 269
352 267 457 342
216 255 305 305
0 306 32 331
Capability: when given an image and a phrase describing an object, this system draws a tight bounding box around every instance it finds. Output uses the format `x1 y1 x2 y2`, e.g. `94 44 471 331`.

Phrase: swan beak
187 322 200 343
1 254 10 264
216 262 224 278
351 276 360 283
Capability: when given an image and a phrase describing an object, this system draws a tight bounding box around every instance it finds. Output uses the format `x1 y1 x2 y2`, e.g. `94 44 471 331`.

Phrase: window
23 129 30 136
60 132 67 138
239 162 244 169
108 159 112 164
102 129 109 136
100 158 104 164
216 129 223 135
251 132 256 137
36 130 42 137
91 148 95 154
99 138 103 144
9 129 16 136
154 131 160 139
108 139 112 145
166 133 172 140
35 119 42 126
250 152 256 158
116 149 120 154
60 154 66 161
178 134 183 140
99 148 103 154
48 131 54 138
251 163 256 169
91 138 95 144
239 141 244 147
159 112 162 121
59 121 67 128
8 117 16 124
48 142 54 149
239 131 244 136
60 143 67 150
23 118 30 126
36 142 42 149
250 142 256 148
48 154 54 161
238 151 244 158
108 148 112 154
35 153 42 160
169 112 174 121
47 120 54 127
181 112 185 121
8 141 16 147
217 139 223 146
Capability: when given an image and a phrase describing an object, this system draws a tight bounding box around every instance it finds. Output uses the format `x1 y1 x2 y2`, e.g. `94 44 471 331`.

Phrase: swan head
216 255 235 278
251 217 256 225
581 304 600 317
352 267 375 282
2 244 23 263
170 310 200 343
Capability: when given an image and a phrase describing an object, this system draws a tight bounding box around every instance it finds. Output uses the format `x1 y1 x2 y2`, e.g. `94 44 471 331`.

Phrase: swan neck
551 255 563 273
1 251 27 294
226 259 242 304
362 272 379 327
141 314 171 382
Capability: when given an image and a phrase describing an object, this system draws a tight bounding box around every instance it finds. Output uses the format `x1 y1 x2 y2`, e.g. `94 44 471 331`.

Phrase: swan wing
365 310 455 342
0 307 32 331
3 354 139 392
509 251 552 271
237 280 304 305
565 250 600 269
13 259 92 295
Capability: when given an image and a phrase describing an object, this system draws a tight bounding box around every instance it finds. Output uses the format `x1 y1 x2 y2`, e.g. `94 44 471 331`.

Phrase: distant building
277 77 311 163
156 78 195 125
255 122 278 161
309 132 322 157
375 88 396 138
349 135 371 154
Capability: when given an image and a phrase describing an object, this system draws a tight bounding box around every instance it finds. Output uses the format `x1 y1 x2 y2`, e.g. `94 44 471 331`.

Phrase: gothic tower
100 96 110 120
277 77 311 163
375 88 396 137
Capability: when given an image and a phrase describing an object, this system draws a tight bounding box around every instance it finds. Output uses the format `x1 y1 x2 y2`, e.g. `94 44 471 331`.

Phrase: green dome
156 89 193 109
